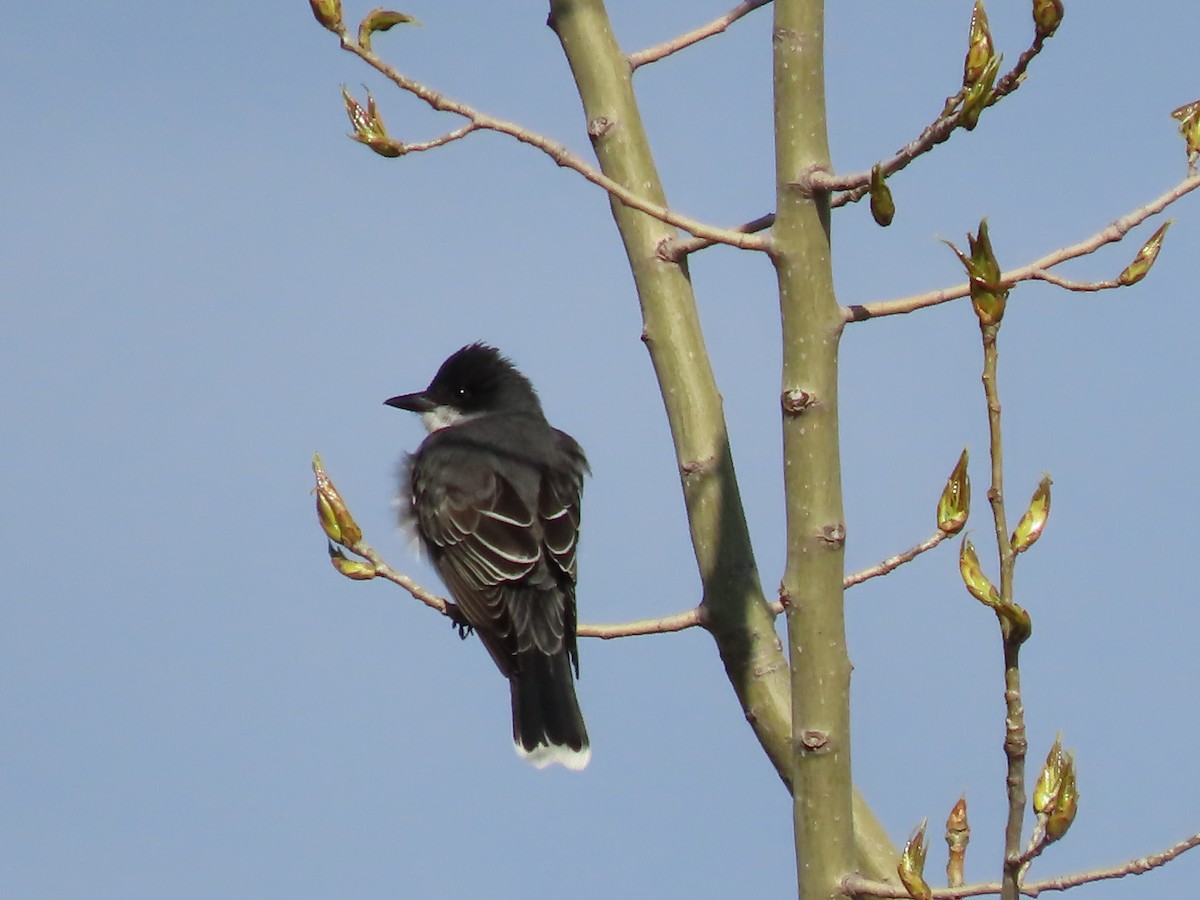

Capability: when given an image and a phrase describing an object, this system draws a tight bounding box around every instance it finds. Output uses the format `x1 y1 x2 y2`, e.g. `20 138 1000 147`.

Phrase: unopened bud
357 9 420 52
309 0 344 34
328 542 377 580
1033 735 1067 814
1172 101 1200 169
1011 474 1052 553
945 795 970 888
898 820 932 900
937 448 971 535
313 452 363 548
946 219 1008 325
869 164 895 227
959 537 999 607
1117 221 1172 286
1032 0 1064 39
964 0 996 87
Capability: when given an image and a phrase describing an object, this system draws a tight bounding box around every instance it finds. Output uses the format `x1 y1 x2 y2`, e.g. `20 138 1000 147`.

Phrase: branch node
799 729 831 752
781 388 817 414
819 523 847 548
587 116 614 140
680 454 717 477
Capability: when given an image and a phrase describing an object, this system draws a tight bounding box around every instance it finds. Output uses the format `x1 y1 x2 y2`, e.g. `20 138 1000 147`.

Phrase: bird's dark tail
510 648 590 771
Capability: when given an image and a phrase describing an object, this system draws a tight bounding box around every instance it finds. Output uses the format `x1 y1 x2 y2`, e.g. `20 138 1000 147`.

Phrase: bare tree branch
578 607 706 639
821 32 1052 205
843 829 1200 897
628 0 773 71
845 173 1200 322
659 212 774 262
845 531 948 587
335 36 768 252
660 27 1058 262
344 523 947 641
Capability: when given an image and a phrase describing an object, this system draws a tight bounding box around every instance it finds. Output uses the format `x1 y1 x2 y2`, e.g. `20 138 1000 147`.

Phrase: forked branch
846 173 1200 321
332 34 768 251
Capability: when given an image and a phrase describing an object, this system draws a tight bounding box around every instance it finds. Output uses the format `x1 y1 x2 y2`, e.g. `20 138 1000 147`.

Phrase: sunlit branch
659 212 775 262
360 528 946 641
843 829 1200 897
661 31 1055 259
335 35 767 251
846 173 1200 321
578 608 706 639
821 32 1052 206
845 530 948 587
628 0 773 71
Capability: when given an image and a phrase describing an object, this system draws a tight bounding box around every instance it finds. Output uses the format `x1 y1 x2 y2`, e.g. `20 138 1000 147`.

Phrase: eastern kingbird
384 343 591 770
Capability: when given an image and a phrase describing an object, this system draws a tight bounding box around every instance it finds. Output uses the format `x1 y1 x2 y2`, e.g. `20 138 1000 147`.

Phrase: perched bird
385 343 591 770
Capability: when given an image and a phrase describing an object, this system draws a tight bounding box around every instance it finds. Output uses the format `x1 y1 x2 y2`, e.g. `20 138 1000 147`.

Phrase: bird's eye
456 387 469 400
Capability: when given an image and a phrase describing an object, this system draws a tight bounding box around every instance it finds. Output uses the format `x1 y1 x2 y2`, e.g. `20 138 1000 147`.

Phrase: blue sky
3 1 1199 897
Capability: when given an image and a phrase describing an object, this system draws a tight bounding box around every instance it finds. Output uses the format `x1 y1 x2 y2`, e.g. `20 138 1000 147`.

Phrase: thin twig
662 24 1056 261
628 0 773 70
401 122 480 154
1024 269 1120 292
846 174 1200 321
358 526 947 640
659 212 775 262
822 34 1050 206
845 530 948 587
336 35 767 252
843 829 1200 897
578 607 706 639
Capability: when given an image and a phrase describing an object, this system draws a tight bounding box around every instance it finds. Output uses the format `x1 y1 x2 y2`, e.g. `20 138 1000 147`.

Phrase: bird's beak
384 391 436 413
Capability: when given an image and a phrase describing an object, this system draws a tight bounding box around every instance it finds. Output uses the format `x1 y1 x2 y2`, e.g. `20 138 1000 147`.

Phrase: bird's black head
384 343 542 432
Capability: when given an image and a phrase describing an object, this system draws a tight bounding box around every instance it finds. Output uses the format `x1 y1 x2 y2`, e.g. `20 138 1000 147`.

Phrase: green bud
946 219 1008 326
937 448 971 535
898 820 932 900
1172 101 1200 169
309 0 344 34
1033 0 1064 39
357 8 420 52
1117 221 1172 286
313 452 363 548
1033 735 1067 814
342 86 405 158
964 0 996 87
869 164 895 227
944 796 969 889
1011 474 1052 553
959 537 999 607
328 542 377 580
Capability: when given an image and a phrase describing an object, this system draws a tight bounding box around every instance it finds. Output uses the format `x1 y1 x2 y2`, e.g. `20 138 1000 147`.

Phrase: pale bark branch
844 829 1200 897
846 173 1200 322
820 32 1052 205
662 24 1056 261
627 0 773 70
336 35 768 251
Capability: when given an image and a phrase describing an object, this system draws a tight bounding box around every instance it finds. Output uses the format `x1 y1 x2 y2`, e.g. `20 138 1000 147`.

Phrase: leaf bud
937 448 971 535
1011 474 1051 553
869 164 895 227
898 820 932 900
358 9 420 52
1032 0 1064 39
1117 221 1171 286
309 0 344 34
